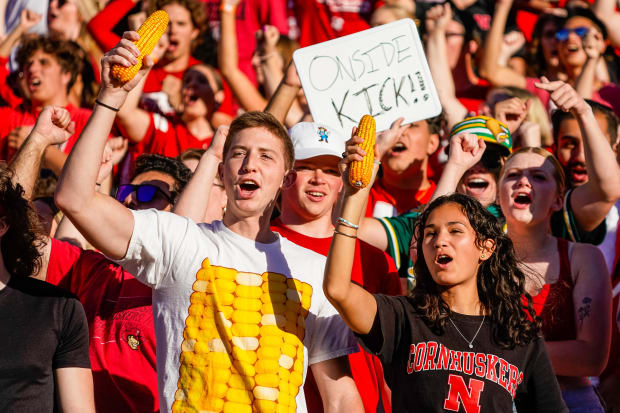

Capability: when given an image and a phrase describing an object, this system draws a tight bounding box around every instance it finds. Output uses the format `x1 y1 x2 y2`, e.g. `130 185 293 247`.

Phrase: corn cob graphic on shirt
173 258 312 413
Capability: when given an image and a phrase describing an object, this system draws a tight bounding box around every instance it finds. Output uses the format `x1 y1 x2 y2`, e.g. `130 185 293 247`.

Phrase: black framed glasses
555 27 588 42
115 184 176 204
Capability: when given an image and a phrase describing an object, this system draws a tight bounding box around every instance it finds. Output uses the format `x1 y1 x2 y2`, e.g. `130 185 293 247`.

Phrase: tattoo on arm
577 297 592 325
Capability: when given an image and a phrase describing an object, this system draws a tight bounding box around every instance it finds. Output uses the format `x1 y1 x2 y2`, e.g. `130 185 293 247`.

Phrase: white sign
293 19 442 136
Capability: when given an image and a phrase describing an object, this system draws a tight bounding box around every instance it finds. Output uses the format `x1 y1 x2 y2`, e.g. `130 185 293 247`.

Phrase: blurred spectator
366 116 441 218
0 35 93 164
204 0 288 85
4 0 47 37
116 63 216 160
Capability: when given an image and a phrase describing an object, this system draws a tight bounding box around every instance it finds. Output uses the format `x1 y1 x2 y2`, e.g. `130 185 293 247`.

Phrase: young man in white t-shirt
56 33 362 413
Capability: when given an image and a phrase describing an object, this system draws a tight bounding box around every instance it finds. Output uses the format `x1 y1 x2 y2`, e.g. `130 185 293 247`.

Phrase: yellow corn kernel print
172 259 312 412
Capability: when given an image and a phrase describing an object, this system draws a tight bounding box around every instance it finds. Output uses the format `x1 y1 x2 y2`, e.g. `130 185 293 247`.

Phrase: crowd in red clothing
0 0 619 412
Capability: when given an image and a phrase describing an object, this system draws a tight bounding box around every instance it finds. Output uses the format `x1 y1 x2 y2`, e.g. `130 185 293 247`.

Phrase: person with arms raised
56 31 364 413
323 134 567 410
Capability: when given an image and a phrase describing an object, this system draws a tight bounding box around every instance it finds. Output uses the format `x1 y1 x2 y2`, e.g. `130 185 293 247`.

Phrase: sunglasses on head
555 27 589 42
115 184 176 204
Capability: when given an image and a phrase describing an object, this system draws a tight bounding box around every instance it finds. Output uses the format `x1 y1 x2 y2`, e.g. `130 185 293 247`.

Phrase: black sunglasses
115 184 176 204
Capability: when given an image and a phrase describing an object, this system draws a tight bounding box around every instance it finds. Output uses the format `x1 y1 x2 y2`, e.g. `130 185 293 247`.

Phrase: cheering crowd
1 0 620 412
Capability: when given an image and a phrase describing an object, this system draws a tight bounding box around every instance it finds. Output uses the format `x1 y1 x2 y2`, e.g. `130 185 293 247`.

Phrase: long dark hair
0 167 44 278
412 194 540 349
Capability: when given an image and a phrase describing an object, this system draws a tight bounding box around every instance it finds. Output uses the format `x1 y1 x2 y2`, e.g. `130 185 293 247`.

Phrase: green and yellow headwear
450 116 512 156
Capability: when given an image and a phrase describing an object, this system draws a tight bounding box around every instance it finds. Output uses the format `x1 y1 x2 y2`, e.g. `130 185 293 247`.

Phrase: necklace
448 315 485 349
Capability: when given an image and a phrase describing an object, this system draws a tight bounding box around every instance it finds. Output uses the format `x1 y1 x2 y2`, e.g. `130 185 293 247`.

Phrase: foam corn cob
111 10 169 83
349 114 376 188
172 259 312 413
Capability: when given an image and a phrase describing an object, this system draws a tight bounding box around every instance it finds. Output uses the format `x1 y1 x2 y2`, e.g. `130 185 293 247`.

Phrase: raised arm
574 28 605 100
430 132 485 203
55 32 153 260
8 106 74 280
545 243 611 376
86 0 139 52
257 28 308 128
594 0 620 48
116 71 151 143
323 130 379 335
218 0 267 111
0 9 41 58
173 125 228 221
356 118 409 251
536 78 620 231
8 106 74 199
265 60 305 126
424 4 467 129
478 0 527 89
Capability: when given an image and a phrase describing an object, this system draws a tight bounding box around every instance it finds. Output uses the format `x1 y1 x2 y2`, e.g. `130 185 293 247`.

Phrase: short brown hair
16 35 84 93
154 0 207 50
224 112 294 170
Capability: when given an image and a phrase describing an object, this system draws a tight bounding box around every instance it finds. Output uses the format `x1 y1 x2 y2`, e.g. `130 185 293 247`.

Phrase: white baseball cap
289 122 345 161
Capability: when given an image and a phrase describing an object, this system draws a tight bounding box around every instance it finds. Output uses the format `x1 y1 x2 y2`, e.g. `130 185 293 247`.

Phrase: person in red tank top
498 145 612 412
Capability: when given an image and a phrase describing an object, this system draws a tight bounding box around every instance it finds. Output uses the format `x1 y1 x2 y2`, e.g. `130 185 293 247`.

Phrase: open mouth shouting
167 38 179 53
513 191 533 209
28 77 42 93
435 253 454 270
237 179 260 198
390 142 407 155
182 91 199 105
463 176 490 197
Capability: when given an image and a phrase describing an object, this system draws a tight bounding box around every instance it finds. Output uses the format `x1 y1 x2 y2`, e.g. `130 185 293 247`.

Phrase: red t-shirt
143 56 201 95
270 219 400 413
0 104 92 161
131 112 213 159
46 239 157 413
0 56 23 108
203 0 288 85
366 177 436 218
288 0 378 47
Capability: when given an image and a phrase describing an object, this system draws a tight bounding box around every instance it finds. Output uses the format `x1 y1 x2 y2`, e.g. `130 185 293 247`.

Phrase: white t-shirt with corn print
115 209 358 413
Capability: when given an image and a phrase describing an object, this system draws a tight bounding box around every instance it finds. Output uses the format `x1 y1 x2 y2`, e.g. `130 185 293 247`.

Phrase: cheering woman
323 133 567 412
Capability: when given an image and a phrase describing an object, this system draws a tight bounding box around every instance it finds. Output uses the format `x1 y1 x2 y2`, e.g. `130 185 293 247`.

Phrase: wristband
95 99 119 112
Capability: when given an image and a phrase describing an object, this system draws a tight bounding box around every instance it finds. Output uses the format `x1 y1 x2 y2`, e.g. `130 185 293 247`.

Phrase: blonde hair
501 87 553 147
500 147 566 194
